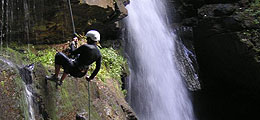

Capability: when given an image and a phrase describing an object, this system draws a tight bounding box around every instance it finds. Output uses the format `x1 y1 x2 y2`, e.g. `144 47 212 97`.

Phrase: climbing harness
67 0 76 34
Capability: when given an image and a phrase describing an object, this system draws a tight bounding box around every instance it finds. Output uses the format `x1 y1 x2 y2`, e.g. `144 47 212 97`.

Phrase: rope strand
88 81 91 120
67 0 76 34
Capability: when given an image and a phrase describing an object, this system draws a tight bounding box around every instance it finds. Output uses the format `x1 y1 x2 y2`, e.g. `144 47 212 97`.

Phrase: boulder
172 0 260 119
198 4 236 17
193 2 260 91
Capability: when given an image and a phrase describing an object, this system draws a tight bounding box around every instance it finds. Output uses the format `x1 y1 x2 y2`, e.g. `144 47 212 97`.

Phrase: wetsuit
55 44 102 78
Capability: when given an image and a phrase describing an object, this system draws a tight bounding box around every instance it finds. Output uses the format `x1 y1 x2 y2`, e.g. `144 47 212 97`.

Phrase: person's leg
46 52 69 81
54 52 75 87
54 64 61 78
60 73 68 84
56 72 68 88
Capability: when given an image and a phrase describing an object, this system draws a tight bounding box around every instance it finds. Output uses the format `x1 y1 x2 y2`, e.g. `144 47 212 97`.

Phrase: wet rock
198 4 236 17
181 17 198 26
1 50 137 120
18 64 34 84
204 0 240 4
71 0 128 40
121 105 138 120
192 2 260 92
194 16 244 38
0 59 24 120
173 0 260 119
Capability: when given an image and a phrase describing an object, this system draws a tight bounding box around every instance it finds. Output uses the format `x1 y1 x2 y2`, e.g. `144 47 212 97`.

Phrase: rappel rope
66 0 91 119
67 0 76 34
88 81 91 120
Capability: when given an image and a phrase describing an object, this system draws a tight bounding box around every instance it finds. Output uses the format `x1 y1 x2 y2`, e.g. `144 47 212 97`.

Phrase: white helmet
86 30 100 42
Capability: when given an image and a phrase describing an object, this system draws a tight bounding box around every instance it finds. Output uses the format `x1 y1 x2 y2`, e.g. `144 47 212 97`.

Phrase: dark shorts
55 52 87 78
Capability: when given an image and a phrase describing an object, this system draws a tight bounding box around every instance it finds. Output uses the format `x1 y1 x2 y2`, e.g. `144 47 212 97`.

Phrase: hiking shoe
55 80 63 89
45 75 59 82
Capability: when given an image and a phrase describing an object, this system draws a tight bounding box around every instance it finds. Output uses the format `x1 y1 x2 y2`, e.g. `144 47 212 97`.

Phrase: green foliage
13 76 30 120
26 49 56 66
0 81 4 87
122 89 127 96
89 47 127 84
237 0 260 25
239 29 260 62
101 47 126 80
60 87 73 113
1 44 56 66
0 47 24 64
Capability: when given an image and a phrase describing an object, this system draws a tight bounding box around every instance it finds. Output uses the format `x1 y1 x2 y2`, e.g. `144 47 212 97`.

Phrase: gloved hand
73 37 78 45
70 37 78 48
71 41 76 46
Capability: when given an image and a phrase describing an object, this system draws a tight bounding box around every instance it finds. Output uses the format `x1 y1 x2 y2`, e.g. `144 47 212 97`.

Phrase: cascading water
24 84 36 120
174 27 200 91
0 57 36 120
124 0 195 119
20 64 36 120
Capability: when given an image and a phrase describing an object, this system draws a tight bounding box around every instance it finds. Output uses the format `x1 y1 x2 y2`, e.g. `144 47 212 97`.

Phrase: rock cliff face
173 0 260 119
0 0 128 44
0 0 136 119
0 49 137 120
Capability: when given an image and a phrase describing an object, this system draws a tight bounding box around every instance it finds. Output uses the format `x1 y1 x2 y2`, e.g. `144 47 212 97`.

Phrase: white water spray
24 85 36 120
125 0 195 119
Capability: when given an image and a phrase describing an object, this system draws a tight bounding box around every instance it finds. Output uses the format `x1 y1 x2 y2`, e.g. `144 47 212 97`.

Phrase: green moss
0 46 32 119
60 87 73 113
1 43 56 66
237 0 260 26
239 29 260 62
0 45 132 119
14 76 30 120
88 105 102 120
0 47 23 64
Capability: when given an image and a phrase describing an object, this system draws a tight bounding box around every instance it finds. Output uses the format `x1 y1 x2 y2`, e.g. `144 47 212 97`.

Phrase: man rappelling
45 30 102 88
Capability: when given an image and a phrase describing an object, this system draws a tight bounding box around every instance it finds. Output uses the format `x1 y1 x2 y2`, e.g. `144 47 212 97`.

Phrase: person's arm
87 57 102 81
69 42 76 52
71 45 84 56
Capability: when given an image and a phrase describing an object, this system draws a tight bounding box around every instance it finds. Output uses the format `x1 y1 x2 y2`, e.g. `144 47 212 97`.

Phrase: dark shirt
71 44 102 79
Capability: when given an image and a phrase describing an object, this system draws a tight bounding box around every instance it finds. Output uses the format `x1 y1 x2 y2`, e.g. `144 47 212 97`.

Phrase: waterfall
175 27 200 91
0 57 36 120
20 64 36 120
124 0 195 119
24 84 36 120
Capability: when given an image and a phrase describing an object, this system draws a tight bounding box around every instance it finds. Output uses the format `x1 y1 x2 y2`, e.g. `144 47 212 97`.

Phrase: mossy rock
0 46 137 119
